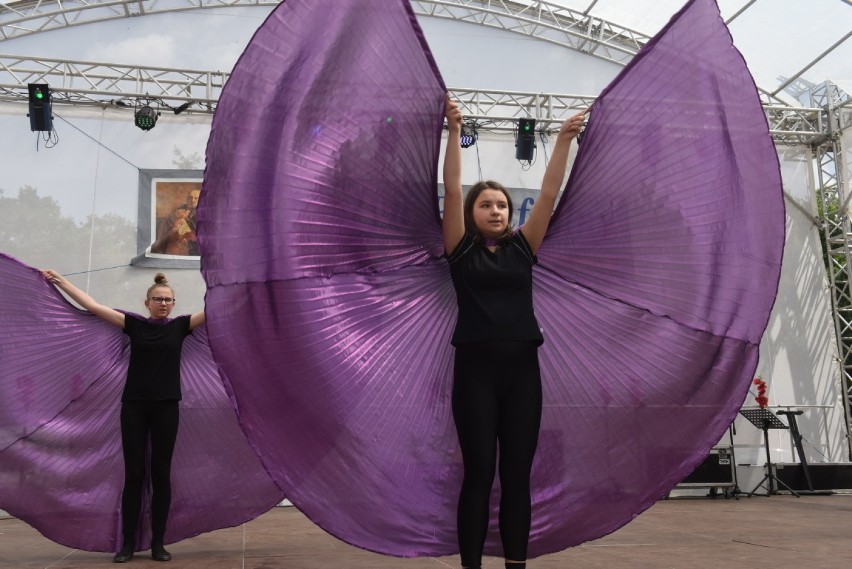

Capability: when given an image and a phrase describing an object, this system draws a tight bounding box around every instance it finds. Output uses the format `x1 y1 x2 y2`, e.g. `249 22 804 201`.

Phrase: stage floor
2 495 851 568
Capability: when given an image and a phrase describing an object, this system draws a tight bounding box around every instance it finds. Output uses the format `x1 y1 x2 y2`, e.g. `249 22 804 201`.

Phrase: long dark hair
463 180 514 242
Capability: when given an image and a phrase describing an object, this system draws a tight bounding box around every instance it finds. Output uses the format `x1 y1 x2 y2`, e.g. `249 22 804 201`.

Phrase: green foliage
0 186 135 272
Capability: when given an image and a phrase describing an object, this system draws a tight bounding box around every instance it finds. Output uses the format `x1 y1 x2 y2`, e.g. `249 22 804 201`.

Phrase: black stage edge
775 463 852 493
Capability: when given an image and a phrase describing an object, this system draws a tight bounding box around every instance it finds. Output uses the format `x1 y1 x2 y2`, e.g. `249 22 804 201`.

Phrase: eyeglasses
149 297 176 305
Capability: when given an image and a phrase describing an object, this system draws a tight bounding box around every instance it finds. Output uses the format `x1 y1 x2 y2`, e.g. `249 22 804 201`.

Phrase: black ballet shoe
112 545 134 563
151 543 172 562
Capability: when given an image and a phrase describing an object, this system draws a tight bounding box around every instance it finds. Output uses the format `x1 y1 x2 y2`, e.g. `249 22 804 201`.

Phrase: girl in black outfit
442 96 584 569
42 270 205 564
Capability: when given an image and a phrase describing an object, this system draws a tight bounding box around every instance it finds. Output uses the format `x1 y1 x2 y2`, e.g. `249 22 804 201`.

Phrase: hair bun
154 272 169 285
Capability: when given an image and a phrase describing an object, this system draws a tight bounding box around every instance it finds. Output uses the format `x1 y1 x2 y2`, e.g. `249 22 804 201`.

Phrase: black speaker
28 83 52 132
515 118 535 161
679 447 735 485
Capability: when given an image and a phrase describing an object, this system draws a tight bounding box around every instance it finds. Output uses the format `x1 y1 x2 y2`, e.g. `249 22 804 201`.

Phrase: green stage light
135 105 159 131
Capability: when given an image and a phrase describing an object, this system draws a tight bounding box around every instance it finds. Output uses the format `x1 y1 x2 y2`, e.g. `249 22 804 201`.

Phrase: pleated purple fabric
0 254 283 552
199 0 784 558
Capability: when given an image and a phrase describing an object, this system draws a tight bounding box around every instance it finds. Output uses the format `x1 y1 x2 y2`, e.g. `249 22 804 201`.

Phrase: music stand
739 408 800 497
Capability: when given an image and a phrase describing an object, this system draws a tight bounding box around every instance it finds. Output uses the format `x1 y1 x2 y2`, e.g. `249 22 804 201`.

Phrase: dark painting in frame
131 169 203 269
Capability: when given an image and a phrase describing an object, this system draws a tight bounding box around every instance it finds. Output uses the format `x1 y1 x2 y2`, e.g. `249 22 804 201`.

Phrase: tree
0 186 135 275
172 146 203 170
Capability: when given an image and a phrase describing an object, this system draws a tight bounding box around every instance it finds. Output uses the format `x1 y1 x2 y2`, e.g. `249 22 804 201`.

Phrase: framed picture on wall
131 169 203 269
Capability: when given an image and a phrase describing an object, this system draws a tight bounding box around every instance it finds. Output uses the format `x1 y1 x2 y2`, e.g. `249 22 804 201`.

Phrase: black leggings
119 400 180 545
452 341 542 568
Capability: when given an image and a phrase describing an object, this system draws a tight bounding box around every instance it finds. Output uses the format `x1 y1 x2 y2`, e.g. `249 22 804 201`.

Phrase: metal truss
0 0 804 108
410 0 646 65
812 81 852 459
444 87 595 132
0 55 225 111
0 0 283 41
0 55 827 143
764 105 825 145
0 0 647 65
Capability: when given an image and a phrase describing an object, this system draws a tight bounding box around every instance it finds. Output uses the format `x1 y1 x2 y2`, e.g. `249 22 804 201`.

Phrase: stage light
515 117 536 161
460 122 477 148
173 102 193 115
134 104 159 131
27 83 52 132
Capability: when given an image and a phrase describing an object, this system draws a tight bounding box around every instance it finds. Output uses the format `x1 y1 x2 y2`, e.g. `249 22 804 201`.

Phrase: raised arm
189 309 206 331
442 94 465 255
42 269 125 328
520 110 585 254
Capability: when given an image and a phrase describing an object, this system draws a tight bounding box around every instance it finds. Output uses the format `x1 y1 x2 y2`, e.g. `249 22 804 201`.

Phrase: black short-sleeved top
122 314 192 402
446 231 544 347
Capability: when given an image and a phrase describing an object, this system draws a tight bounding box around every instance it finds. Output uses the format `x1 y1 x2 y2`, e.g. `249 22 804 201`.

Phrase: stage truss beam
813 81 852 460
0 0 647 65
0 0 796 106
0 55 827 145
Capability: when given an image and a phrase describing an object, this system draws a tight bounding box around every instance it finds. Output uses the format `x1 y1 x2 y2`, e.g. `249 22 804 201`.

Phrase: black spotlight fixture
27 83 53 132
460 121 477 148
515 117 536 161
134 102 160 131
173 101 193 115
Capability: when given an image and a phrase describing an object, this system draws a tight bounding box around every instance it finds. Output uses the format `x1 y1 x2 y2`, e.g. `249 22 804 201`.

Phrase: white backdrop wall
731 145 845 464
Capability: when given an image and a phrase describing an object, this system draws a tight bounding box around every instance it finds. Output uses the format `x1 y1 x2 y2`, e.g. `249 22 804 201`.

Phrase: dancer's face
145 286 176 319
472 189 510 238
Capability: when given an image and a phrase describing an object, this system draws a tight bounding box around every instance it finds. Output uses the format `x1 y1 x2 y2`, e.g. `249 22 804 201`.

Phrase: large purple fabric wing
0 253 283 552
199 0 453 557
198 0 783 558
200 0 446 287
525 0 785 549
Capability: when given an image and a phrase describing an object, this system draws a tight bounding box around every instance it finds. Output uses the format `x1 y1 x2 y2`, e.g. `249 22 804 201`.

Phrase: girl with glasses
41 269 205 563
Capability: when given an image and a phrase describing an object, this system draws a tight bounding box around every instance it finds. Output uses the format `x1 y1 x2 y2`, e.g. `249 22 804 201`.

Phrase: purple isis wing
0 253 282 552
198 0 453 557
527 0 785 551
198 0 784 559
